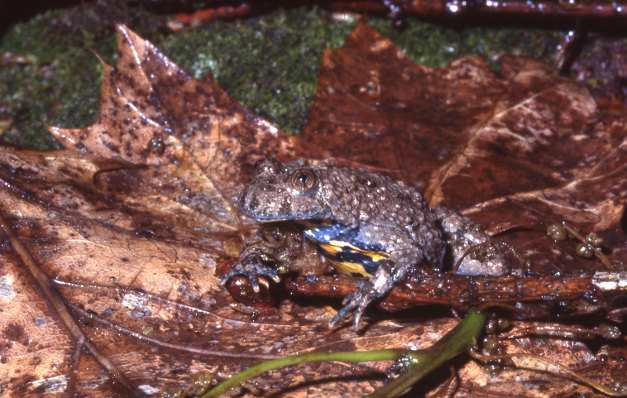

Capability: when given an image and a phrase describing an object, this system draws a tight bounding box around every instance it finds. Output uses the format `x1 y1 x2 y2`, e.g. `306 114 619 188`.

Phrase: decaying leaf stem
287 268 625 313
0 209 141 397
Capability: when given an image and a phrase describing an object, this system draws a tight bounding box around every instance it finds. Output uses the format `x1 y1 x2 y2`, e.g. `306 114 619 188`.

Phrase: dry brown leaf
296 21 626 274
0 21 624 397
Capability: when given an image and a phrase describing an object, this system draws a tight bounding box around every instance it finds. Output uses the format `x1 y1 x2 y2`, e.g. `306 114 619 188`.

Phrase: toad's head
239 158 332 222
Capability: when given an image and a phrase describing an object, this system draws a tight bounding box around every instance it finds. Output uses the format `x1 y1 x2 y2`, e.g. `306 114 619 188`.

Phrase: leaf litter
0 20 624 397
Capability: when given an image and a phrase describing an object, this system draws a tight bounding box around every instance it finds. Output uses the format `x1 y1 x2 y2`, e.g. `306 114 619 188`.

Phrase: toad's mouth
250 212 329 222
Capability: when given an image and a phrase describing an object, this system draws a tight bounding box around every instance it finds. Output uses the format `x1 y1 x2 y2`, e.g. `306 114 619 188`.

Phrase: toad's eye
290 169 317 193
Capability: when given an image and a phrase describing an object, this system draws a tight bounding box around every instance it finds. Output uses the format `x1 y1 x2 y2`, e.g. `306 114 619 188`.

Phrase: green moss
161 8 356 135
0 2 163 149
0 5 570 149
369 20 564 69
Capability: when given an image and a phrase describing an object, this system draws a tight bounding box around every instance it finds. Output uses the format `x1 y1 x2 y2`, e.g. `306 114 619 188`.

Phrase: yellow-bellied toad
222 158 452 330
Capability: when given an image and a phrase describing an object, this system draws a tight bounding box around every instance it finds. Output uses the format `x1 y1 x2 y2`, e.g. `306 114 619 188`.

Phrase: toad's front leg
220 230 281 292
329 248 423 331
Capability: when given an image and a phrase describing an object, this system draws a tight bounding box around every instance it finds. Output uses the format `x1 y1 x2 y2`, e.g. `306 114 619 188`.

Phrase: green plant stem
367 308 487 397
202 349 402 398
202 309 486 398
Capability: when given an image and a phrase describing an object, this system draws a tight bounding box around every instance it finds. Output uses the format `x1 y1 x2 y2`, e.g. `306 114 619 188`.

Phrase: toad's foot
329 280 383 331
329 258 409 331
220 253 281 293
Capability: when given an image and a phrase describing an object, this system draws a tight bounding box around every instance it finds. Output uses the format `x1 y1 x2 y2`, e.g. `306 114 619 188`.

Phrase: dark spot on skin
265 176 278 186
356 175 376 188
121 257 129 263
280 197 292 215
396 192 411 201
248 196 259 211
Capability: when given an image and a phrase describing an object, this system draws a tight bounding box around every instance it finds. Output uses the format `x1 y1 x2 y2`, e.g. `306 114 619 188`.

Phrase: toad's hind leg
329 248 421 331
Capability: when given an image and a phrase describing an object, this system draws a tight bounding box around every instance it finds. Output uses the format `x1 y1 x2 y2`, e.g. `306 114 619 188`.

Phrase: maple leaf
297 22 626 272
0 21 624 397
